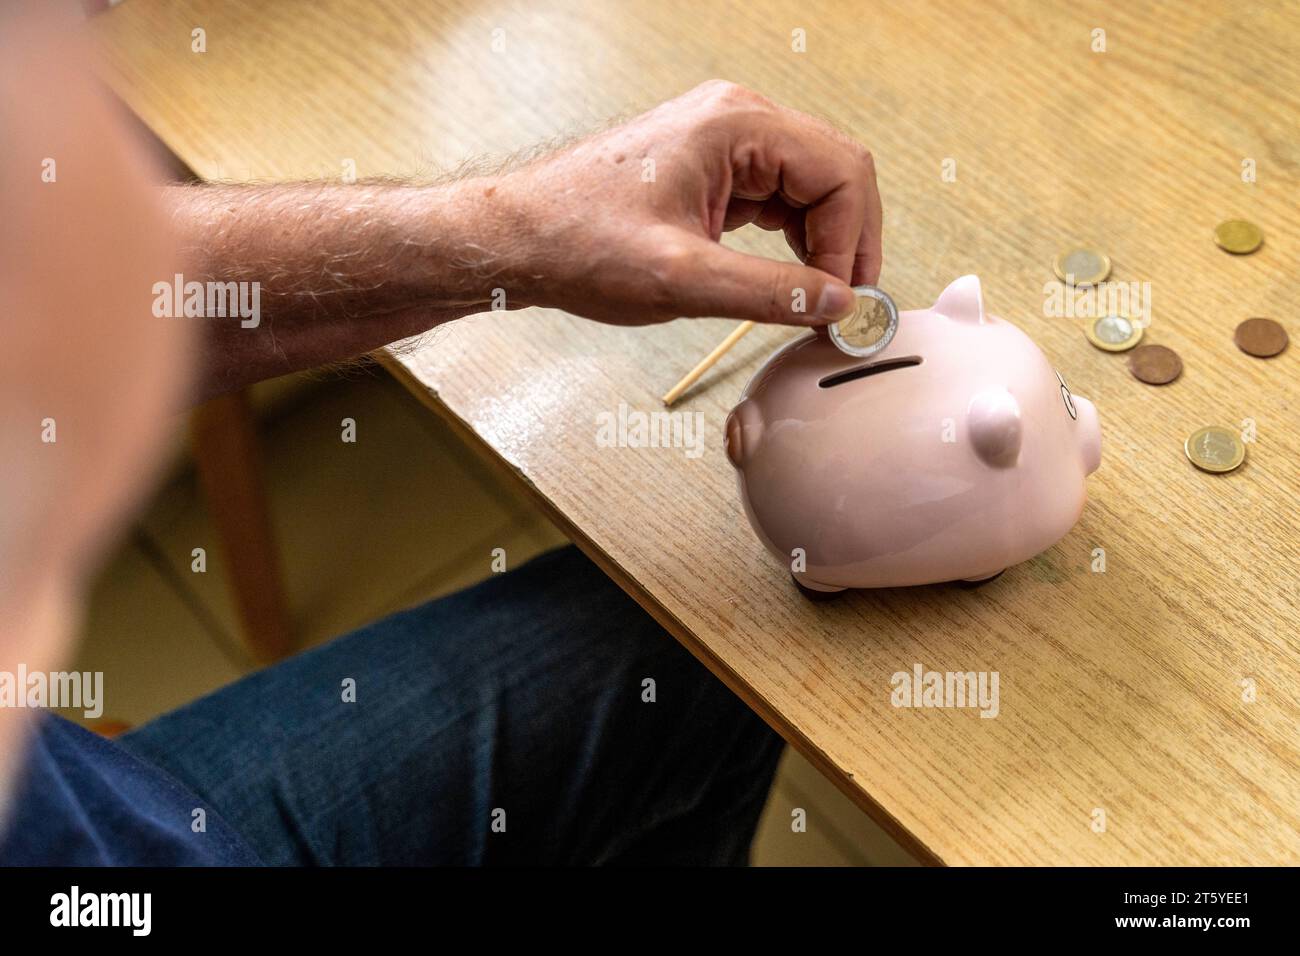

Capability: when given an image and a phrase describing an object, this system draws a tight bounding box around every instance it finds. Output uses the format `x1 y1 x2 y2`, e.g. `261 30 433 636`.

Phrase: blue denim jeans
118 546 785 864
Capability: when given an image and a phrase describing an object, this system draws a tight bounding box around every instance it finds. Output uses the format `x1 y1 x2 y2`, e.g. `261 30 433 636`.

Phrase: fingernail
817 283 855 321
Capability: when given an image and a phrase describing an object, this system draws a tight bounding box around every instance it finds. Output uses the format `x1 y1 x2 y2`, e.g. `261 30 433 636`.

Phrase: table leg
189 390 293 663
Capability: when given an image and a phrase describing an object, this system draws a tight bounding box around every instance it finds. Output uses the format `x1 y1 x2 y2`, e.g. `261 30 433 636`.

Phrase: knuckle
695 79 768 112
768 268 793 322
695 78 736 95
858 146 876 179
647 237 694 311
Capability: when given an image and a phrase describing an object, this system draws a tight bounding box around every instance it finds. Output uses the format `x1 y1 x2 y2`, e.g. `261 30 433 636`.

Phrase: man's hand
491 80 881 326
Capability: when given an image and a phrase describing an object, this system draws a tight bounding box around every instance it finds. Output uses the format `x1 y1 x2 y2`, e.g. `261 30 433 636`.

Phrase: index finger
725 104 881 285
851 148 882 285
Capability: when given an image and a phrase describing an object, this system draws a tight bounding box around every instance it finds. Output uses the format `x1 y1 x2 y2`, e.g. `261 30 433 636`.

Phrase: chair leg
190 389 293 663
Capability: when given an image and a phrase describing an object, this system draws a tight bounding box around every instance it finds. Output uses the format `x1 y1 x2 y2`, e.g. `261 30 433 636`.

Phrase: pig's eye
1056 370 1077 420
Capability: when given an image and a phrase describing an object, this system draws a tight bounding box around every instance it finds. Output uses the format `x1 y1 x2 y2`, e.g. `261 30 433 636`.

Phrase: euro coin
1127 344 1182 385
1084 313 1143 352
1185 426 1246 474
1053 248 1111 286
1234 317 1288 357
1213 219 1263 254
829 285 899 358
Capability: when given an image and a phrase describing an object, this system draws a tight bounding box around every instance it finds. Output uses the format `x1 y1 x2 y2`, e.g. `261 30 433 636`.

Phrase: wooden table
95 0 1300 865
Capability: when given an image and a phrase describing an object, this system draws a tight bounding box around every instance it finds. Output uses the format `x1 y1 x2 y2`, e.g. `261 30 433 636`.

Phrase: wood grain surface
94 0 1300 865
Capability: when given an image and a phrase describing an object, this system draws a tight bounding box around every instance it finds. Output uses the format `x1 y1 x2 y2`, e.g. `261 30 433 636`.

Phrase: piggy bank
724 275 1101 595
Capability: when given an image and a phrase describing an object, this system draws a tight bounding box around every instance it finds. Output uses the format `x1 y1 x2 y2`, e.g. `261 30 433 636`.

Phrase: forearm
166 83 880 401
167 180 527 400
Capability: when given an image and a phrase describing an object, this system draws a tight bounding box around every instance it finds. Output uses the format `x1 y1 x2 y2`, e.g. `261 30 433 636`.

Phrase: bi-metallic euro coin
1053 248 1111 287
1185 426 1246 474
828 285 899 358
1084 313 1143 352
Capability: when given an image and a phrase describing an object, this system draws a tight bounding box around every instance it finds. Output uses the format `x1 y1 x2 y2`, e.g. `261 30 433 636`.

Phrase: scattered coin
829 285 899 358
1213 219 1263 254
1127 344 1183 385
1084 314 1143 352
1185 426 1246 474
1234 317 1288 358
1053 247 1111 286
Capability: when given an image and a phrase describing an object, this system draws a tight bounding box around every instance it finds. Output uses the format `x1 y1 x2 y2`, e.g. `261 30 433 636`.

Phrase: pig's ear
967 388 1022 468
934 274 987 325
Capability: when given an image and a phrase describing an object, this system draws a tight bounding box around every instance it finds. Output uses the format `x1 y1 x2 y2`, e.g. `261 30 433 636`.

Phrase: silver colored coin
1096 315 1132 343
829 286 899 358
1084 313 1144 352
1053 247 1111 287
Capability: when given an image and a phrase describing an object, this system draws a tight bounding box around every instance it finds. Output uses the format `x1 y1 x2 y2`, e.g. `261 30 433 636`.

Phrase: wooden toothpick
661 321 755 406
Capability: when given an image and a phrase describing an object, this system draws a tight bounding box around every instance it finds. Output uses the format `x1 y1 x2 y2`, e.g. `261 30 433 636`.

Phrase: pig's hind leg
791 573 847 601
954 569 1006 588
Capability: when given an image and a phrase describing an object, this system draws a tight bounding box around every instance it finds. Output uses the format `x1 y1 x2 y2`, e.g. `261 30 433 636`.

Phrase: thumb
663 237 856 326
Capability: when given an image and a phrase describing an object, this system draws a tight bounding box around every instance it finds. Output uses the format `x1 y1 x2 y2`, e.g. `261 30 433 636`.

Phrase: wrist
432 175 549 314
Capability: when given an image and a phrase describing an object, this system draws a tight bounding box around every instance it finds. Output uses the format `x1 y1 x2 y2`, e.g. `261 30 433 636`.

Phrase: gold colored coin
1084 314 1143 352
1053 247 1111 286
829 286 899 358
1213 219 1263 255
1185 426 1246 474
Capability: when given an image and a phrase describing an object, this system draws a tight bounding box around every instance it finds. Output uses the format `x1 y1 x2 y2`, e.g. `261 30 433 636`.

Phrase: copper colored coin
1234 317 1288 358
1127 344 1183 385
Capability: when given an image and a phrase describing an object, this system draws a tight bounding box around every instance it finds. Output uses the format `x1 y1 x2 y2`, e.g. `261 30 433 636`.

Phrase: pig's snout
725 399 763 469
1073 395 1101 475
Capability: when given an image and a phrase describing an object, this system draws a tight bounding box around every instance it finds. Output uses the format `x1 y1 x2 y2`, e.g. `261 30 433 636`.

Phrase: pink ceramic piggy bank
724 275 1101 595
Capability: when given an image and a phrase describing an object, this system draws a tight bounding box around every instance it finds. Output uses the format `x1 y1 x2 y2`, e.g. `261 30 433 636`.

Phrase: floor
63 365 918 866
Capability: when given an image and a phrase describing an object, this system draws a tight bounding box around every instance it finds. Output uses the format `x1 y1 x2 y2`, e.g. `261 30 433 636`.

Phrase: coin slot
818 355 922 389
